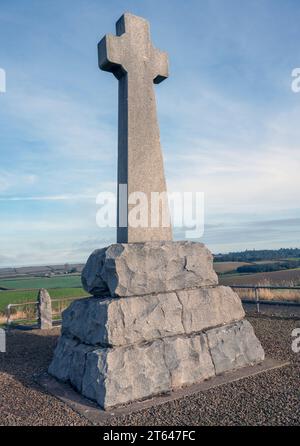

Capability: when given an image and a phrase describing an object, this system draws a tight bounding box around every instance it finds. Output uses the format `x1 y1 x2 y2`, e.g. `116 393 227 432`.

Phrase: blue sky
0 0 300 266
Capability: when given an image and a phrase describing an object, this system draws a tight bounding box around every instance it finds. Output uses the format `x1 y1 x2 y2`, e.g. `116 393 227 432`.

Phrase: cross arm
152 49 169 84
98 34 126 80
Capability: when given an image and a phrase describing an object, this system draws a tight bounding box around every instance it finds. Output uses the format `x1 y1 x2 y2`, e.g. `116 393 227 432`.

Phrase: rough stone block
163 334 215 388
49 318 265 409
48 336 79 382
81 333 215 409
61 286 245 347
81 241 218 297
176 286 245 335
69 344 95 393
207 320 265 374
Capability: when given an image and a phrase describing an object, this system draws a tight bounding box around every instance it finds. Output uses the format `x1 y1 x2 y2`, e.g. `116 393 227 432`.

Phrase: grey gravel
0 315 299 426
0 329 89 426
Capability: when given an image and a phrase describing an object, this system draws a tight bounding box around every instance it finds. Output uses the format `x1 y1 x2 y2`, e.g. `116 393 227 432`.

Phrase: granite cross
98 13 172 243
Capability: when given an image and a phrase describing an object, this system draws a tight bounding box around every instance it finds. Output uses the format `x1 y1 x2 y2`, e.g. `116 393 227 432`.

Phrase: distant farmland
0 274 86 316
213 262 252 274
219 268 300 286
0 274 82 290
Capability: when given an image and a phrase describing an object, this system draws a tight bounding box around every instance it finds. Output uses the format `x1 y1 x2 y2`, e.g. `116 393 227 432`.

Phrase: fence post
255 287 260 313
37 289 53 329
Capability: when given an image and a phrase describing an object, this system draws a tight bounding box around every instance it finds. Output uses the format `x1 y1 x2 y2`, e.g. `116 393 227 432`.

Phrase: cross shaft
98 13 172 243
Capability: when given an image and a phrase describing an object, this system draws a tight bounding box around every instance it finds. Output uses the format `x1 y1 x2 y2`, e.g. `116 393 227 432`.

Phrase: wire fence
231 285 300 319
2 285 300 330
5 296 84 330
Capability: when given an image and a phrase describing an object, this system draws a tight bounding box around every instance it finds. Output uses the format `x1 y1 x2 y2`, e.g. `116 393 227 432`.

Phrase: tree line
236 260 300 274
214 248 300 263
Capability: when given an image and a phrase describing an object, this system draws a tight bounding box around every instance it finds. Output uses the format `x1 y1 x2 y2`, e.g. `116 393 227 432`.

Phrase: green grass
0 274 82 290
0 287 88 313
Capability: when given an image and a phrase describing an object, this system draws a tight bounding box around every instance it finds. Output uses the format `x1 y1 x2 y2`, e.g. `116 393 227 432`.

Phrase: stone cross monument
98 13 172 243
49 13 265 411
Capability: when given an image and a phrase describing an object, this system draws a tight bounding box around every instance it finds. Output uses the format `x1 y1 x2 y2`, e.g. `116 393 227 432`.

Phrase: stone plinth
49 242 265 410
81 241 218 297
49 242 264 409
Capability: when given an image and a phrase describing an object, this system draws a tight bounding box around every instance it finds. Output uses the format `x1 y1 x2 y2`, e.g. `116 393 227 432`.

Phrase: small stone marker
98 13 172 243
37 289 52 330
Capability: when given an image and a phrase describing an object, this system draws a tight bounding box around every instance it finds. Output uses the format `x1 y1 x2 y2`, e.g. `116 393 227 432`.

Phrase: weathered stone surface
62 293 183 346
163 335 215 389
207 320 265 374
62 286 244 347
82 341 169 408
82 333 215 409
81 241 218 297
37 288 53 330
69 343 95 393
176 286 245 335
99 13 172 243
49 318 265 409
48 336 79 382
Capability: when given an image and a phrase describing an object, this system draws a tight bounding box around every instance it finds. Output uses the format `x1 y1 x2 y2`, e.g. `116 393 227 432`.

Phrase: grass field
0 274 82 290
0 286 88 313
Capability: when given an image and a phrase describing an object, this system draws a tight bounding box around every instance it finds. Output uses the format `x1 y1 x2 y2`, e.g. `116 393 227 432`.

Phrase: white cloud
0 170 38 193
0 193 95 202
158 77 300 218
0 219 88 233
6 87 116 162
168 141 300 217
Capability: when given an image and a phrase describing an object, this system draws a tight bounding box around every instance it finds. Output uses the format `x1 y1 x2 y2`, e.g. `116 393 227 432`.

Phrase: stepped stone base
49 242 265 410
49 318 264 409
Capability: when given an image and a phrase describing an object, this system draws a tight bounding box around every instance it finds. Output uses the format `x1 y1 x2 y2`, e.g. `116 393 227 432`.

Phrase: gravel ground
0 315 299 426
